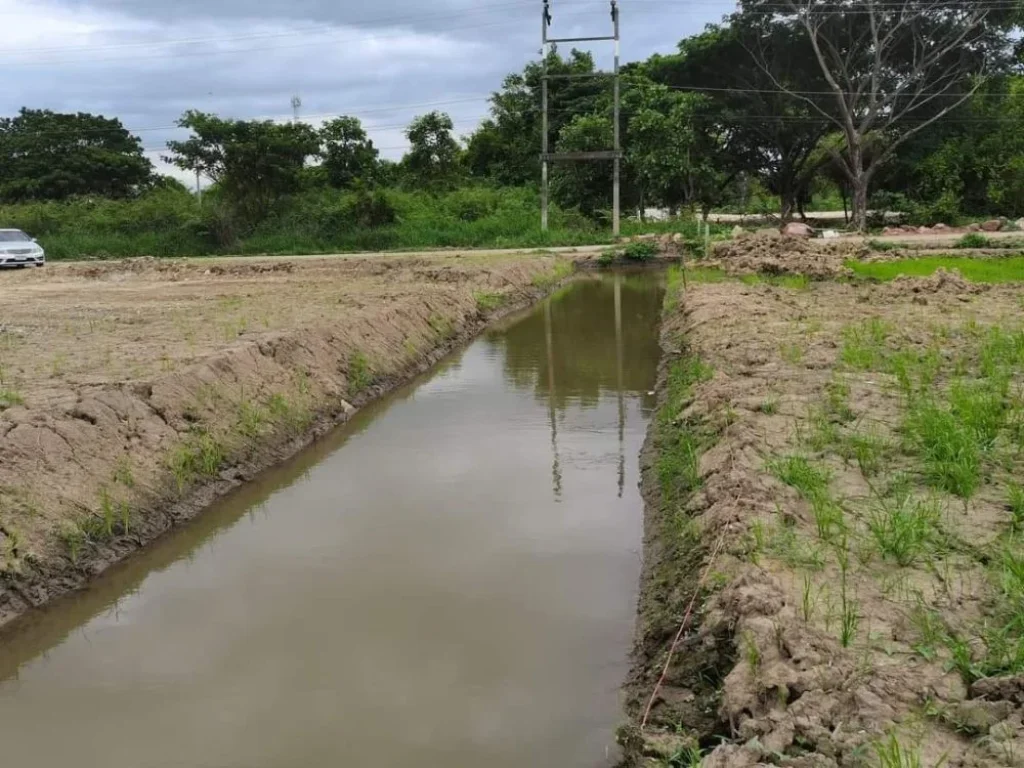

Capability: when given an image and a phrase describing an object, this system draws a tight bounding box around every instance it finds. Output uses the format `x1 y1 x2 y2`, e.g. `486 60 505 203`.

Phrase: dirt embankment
624 276 1024 766
0 252 574 628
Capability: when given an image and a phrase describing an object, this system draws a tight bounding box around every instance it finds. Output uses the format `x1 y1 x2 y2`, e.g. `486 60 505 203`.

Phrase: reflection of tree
489 275 664 409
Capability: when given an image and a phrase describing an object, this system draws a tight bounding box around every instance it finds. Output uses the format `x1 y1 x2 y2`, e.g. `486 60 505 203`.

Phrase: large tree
320 116 379 189
402 111 462 190
165 111 320 225
744 0 1013 230
0 109 153 202
646 21 830 221
465 49 607 186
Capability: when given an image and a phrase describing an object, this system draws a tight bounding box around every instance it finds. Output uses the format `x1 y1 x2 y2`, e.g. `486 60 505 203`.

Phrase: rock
822 229 840 239
671 232 683 245
968 223 982 232
981 219 1003 232
1015 218 1024 231
732 225 745 238
782 221 814 238
917 226 932 234
933 222 950 231
882 227 902 236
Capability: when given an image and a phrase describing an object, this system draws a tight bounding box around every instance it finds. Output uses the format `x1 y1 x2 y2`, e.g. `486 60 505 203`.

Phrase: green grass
955 233 990 249
1008 485 1024 533
531 259 574 289
904 400 983 499
167 430 226 491
840 319 892 371
347 351 373 395
474 291 505 312
657 355 714 503
873 733 925 768
0 388 24 410
848 256 1024 284
867 490 940 567
768 456 846 540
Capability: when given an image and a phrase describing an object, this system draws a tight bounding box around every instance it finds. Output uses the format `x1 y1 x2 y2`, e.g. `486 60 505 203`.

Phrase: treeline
0 0 1021 258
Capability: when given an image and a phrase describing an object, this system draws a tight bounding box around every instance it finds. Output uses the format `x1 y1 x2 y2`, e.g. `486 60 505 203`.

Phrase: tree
0 109 153 202
626 85 741 217
320 117 379 189
165 111 320 225
550 114 628 219
465 49 607 186
745 0 1012 230
646 21 830 221
402 111 462 190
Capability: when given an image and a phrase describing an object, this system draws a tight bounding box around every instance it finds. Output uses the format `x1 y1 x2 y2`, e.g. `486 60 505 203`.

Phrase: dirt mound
887 267 988 297
709 234 868 278
60 256 191 280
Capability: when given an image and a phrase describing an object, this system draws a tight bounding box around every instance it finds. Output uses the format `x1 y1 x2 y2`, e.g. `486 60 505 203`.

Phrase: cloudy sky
0 0 735 181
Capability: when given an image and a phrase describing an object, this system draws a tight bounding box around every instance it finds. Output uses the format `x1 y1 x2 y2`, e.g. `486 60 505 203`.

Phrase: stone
917 226 932 234
1015 218 1024 231
671 232 684 245
933 222 950 231
882 227 902 236
822 229 840 239
968 222 982 232
782 221 814 238
981 219 1003 232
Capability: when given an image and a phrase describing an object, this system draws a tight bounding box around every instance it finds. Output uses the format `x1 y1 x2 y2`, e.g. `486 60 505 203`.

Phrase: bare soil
625 275 1024 767
0 251 577 628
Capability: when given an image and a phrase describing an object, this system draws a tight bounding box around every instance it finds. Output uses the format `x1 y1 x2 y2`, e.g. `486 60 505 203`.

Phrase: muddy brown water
0 273 664 768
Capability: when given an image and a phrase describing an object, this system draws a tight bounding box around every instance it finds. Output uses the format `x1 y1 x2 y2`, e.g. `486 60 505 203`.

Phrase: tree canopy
0 109 153 202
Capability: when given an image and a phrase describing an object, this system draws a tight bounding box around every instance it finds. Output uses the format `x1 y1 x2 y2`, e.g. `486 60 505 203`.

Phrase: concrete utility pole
540 0 622 237
291 95 302 124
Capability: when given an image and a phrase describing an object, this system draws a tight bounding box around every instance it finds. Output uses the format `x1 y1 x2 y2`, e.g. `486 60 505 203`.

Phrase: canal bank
0 272 666 768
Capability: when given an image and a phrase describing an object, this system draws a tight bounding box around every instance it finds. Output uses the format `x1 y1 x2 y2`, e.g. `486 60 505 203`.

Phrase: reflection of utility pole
545 299 563 501
615 275 625 498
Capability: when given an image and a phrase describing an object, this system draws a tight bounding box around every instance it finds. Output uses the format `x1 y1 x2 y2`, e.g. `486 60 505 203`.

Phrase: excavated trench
0 272 665 768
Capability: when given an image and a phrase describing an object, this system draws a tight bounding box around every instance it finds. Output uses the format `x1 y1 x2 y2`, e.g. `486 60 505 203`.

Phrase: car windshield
0 231 31 242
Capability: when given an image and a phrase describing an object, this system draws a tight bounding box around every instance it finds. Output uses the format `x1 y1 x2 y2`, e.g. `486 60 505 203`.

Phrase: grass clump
347 351 373 395
867 489 940 567
622 240 660 262
0 388 24 410
657 354 713 503
956 233 990 249
873 733 926 768
474 291 505 312
840 318 891 371
167 429 226 492
769 456 845 540
531 259 574 289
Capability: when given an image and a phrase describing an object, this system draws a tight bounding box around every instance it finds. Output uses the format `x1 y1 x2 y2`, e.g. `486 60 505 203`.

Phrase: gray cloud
0 0 735 179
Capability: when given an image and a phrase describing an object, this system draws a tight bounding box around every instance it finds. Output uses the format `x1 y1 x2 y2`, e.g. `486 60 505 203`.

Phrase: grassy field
849 256 1024 283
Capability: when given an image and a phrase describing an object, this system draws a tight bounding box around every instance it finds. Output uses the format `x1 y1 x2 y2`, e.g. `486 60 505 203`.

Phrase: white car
0 229 44 268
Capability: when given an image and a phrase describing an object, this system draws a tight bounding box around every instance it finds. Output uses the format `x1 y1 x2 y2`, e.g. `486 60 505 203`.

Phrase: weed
874 732 929 768
622 240 660 262
532 259 574 289
236 399 268 439
657 353 713 503
113 456 134 488
596 249 615 267
956 233 990 249
825 377 855 423
741 630 761 672
801 573 816 621
838 431 891 477
838 546 860 648
59 522 85 564
51 353 68 377
886 347 942 396
867 491 940 567
769 456 845 541
347 351 373 395
1005 486 1024 536
167 430 225 491
428 313 454 338
841 319 891 371
759 396 779 415
769 522 826 570
668 744 704 768
904 399 983 499
0 388 24 410
780 343 805 365
474 291 505 312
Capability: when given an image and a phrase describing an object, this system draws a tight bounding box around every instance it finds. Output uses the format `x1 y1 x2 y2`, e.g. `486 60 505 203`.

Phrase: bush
622 240 659 261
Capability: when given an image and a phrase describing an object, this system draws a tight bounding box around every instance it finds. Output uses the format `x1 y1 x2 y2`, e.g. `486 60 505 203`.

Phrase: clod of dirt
709 234 867 279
